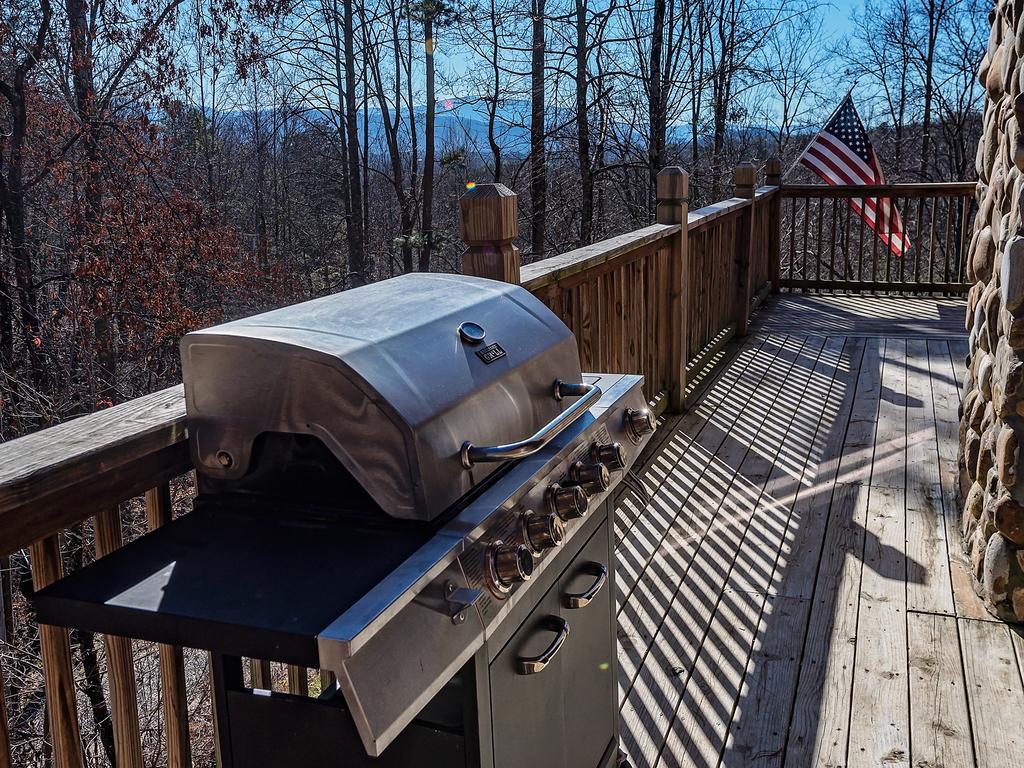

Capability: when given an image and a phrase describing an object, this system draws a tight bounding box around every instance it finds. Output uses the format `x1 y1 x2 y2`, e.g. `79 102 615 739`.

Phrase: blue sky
824 0 862 40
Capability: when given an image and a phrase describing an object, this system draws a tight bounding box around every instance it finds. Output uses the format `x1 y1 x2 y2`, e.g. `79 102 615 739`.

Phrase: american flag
796 95 906 256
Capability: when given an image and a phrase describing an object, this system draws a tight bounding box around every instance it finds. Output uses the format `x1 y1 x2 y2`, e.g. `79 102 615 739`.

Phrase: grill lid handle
460 380 602 468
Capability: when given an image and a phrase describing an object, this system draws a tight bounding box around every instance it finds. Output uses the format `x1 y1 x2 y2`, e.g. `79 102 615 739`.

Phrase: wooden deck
613 294 1024 768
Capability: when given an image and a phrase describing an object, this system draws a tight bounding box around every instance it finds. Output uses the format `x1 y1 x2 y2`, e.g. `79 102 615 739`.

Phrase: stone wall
960 0 1024 624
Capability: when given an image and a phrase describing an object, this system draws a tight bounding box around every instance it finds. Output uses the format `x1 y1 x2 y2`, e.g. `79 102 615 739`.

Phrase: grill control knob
487 542 534 594
591 442 626 472
570 461 611 495
624 407 656 444
547 483 589 520
521 511 565 554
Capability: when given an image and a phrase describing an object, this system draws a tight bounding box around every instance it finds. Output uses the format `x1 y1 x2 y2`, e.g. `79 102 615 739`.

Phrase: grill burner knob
570 461 611 495
548 483 589 520
521 511 565 554
591 442 626 472
488 542 534 593
624 407 656 444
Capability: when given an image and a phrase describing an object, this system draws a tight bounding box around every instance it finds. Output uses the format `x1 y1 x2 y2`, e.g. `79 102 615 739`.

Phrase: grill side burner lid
181 273 583 521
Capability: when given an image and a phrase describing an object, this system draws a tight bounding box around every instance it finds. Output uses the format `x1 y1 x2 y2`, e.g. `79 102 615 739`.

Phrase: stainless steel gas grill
34 273 656 768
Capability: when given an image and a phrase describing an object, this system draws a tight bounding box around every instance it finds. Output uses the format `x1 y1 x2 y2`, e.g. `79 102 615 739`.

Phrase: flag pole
783 82 860 180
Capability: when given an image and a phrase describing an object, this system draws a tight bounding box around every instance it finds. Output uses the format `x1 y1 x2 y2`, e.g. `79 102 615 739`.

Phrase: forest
0 0 990 763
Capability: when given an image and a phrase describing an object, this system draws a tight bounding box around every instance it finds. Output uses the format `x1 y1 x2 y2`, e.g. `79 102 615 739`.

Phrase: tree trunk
371 6 414 273
0 84 46 389
919 0 939 181
530 0 547 258
487 0 502 182
648 0 666 208
420 15 436 273
68 0 118 404
343 0 366 285
575 0 593 246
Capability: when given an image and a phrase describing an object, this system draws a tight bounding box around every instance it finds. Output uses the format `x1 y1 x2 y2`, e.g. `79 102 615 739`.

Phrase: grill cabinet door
490 584 567 768
559 522 615 768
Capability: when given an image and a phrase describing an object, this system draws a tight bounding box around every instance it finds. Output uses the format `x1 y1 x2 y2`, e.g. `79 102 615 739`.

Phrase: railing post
766 157 782 293
656 166 690 412
459 183 521 284
733 163 757 336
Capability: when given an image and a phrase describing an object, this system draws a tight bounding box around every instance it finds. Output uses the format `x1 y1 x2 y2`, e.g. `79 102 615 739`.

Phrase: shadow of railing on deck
612 332 925 768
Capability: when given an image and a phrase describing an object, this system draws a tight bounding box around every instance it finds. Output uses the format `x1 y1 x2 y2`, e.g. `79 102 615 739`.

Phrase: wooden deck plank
907 612 975 767
905 338 955 615
848 485 910 768
959 618 1024 763
848 338 910 768
782 482 871 767
926 339 993 622
948 337 969 398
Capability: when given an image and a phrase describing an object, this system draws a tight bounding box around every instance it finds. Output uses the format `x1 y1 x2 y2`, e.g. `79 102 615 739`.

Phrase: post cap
656 166 689 201
459 183 518 244
765 157 782 184
735 162 757 186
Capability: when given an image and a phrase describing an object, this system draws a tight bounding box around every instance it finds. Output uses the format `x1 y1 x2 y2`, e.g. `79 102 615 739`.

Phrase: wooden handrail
0 385 188 557
520 223 680 290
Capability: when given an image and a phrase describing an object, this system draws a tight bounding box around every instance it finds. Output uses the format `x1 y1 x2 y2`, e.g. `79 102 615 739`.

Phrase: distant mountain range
215 96 791 159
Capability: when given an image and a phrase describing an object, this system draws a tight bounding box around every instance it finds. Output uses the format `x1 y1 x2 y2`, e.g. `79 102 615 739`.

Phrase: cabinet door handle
516 616 570 675
562 562 608 609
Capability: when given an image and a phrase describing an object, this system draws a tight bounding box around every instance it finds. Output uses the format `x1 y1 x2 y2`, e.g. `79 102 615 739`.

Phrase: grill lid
181 273 583 521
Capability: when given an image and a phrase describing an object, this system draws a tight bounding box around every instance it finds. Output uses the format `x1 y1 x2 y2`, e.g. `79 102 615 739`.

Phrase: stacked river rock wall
960 1 1024 623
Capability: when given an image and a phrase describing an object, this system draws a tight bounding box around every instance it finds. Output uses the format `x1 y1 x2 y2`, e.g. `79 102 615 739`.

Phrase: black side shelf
33 507 431 667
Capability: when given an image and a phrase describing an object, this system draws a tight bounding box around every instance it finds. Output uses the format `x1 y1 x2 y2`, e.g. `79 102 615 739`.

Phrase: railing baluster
250 659 272 690
802 196 810 289
94 507 144 768
145 483 192 768
815 197 824 285
943 196 954 286
287 666 309 696
928 195 938 286
921 195 929 288
959 194 971 282
843 197 854 284
829 197 839 280
320 670 336 691
871 196 880 288
788 196 796 286
30 535 84 768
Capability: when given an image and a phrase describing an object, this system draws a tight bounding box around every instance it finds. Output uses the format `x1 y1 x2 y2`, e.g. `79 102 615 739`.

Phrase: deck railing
0 161 973 767
779 181 976 293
